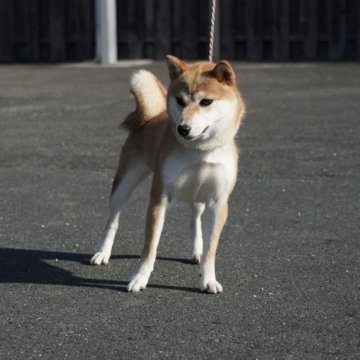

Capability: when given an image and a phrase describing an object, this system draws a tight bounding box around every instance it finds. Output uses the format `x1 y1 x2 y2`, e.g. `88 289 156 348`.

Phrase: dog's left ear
166 55 187 80
211 61 236 86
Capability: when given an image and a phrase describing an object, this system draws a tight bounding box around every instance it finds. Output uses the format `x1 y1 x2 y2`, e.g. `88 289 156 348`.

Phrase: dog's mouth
184 126 209 141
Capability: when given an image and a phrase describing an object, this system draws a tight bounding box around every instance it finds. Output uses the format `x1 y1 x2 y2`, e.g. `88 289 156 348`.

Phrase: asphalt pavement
0 61 359 360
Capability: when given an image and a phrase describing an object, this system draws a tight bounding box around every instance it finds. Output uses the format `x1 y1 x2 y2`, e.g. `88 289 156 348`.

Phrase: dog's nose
177 124 191 137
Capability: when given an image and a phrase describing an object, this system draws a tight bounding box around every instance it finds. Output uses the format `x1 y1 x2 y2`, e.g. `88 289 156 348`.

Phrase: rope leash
208 0 217 62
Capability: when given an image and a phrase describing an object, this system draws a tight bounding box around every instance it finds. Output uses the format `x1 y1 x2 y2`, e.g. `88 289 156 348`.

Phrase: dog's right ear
166 55 187 80
211 61 236 86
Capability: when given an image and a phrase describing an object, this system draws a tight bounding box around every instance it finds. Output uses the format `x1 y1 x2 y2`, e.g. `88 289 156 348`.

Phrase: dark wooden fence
220 0 360 60
0 0 359 62
116 0 213 60
0 0 95 62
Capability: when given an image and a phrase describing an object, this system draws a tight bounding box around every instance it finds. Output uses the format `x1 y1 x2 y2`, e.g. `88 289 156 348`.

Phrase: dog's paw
90 251 111 265
191 253 202 265
127 273 149 293
200 278 223 294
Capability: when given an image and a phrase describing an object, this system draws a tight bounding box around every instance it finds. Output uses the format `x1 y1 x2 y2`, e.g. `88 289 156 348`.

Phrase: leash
208 0 217 62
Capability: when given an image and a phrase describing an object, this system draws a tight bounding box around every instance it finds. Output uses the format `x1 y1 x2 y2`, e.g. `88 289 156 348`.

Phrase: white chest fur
162 145 237 204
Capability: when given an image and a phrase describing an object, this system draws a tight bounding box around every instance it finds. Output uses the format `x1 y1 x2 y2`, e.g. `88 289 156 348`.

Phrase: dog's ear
166 55 187 80
211 60 236 85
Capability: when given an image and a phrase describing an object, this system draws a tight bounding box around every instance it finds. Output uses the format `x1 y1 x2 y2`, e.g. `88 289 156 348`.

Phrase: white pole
96 0 117 64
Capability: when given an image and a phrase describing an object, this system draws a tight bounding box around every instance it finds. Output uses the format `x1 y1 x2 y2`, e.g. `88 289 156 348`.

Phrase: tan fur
91 56 245 294
122 71 167 132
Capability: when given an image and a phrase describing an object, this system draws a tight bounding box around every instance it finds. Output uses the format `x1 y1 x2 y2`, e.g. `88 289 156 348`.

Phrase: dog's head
166 55 245 150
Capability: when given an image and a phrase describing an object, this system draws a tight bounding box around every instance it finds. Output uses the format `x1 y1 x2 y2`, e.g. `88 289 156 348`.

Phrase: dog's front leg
190 203 205 264
127 189 168 292
200 201 228 294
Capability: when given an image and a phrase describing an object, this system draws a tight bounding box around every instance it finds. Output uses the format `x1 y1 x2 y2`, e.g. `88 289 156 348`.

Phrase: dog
90 55 245 294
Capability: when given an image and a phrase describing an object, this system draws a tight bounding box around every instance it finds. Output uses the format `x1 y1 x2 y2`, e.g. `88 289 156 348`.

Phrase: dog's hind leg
190 203 205 264
90 151 149 265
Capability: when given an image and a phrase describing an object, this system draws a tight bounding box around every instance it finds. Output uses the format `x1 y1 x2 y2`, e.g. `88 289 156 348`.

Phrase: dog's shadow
0 248 200 293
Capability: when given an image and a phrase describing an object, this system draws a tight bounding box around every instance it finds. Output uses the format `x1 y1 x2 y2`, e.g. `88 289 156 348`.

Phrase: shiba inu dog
90 56 245 294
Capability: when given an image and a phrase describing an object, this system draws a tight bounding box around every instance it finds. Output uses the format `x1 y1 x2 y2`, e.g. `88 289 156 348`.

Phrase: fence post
95 0 117 64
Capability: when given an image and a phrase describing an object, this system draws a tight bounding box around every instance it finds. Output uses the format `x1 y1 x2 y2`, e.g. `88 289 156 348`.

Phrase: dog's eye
199 98 213 107
176 97 186 107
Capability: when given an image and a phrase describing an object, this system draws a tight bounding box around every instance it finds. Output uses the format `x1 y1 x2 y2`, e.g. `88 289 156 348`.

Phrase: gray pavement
0 61 359 360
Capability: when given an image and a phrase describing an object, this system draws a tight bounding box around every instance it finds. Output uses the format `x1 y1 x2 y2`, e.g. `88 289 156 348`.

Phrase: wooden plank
219 0 234 59
15 0 39 61
27 0 40 62
329 0 346 59
317 0 328 39
81 0 95 60
50 0 66 61
14 0 26 61
0 0 15 62
303 0 317 60
144 0 155 58
75 0 83 60
127 0 143 58
171 0 183 56
155 0 171 59
198 0 209 39
281 0 290 60
345 0 355 39
65 0 77 61
116 0 128 59
272 0 289 60
233 0 246 59
262 0 273 39
289 0 300 39
262 0 273 59
67 0 94 62
182 0 197 59
316 0 329 59
272 0 280 60
74 0 83 61
343 0 355 59
197 0 210 60
39 0 50 61
245 0 263 60
289 0 302 59
357 0 360 58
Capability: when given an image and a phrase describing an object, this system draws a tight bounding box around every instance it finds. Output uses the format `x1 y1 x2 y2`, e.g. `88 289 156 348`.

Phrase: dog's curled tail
122 70 167 132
